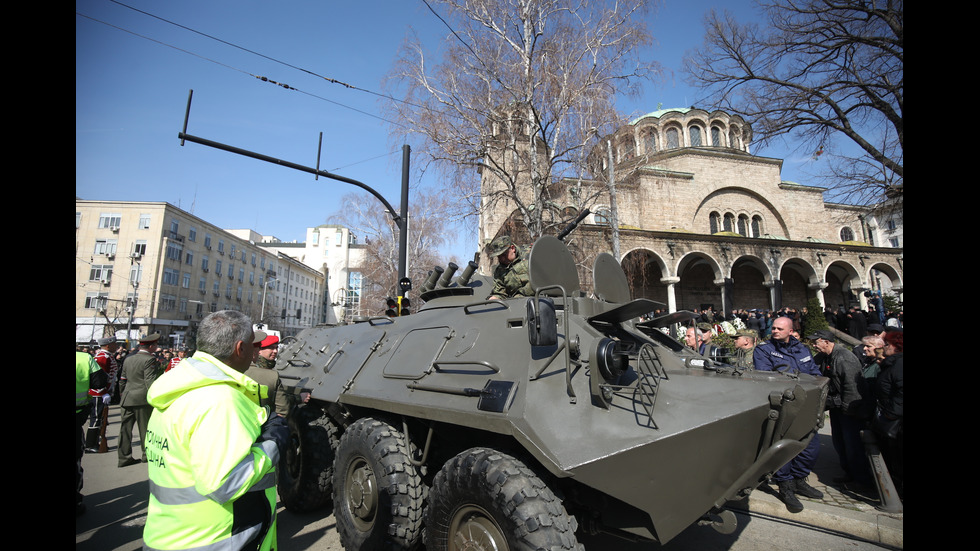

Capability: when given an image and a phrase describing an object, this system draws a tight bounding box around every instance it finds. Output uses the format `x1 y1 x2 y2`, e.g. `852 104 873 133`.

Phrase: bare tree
329 188 459 315
684 0 903 205
385 0 659 245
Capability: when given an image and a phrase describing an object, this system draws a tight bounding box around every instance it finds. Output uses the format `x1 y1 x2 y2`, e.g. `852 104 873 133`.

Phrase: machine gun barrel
556 208 591 241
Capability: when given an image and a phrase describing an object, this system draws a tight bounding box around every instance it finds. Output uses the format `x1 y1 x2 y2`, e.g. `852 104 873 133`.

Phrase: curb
728 489 903 549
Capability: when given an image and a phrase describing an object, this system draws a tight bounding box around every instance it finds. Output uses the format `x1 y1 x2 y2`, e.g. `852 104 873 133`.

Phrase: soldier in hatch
487 236 533 300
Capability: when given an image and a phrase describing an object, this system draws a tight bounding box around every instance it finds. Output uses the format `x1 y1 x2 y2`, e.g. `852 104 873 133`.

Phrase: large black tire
332 417 424 550
425 448 583 551
278 405 338 513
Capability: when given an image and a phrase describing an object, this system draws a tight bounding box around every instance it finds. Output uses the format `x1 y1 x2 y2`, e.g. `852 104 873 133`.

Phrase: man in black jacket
809 329 872 489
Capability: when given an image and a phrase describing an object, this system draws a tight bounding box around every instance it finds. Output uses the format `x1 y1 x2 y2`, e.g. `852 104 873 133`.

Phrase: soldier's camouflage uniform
491 245 533 298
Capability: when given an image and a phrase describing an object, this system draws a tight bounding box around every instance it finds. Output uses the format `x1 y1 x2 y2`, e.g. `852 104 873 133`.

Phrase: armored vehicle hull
274 236 828 550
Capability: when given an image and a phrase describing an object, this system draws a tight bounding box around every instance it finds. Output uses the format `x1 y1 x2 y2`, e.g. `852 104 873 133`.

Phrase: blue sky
77 0 810 261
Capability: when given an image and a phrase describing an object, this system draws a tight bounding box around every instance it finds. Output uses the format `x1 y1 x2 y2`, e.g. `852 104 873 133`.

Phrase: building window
644 130 657 154
188 227 197 242
185 251 194 266
711 126 723 147
94 239 118 256
238 268 245 282
163 268 180 286
593 208 611 226
138 214 151 229
130 263 142 285
666 127 680 149
840 227 855 241
889 238 900 247
205 234 212 249
90 264 113 283
709 211 720 234
199 277 207 292
201 255 209 272
689 126 702 147
216 260 223 276
218 240 225 254
166 241 183 261
737 214 749 237
723 213 735 232
251 253 256 266
98 213 122 229
182 272 191 289
85 292 108 310
751 215 763 237
213 280 220 295
160 294 176 311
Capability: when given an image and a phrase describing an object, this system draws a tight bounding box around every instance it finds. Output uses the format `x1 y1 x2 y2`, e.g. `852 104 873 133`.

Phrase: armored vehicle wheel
278 405 338 513
425 448 583 551
332 417 424 550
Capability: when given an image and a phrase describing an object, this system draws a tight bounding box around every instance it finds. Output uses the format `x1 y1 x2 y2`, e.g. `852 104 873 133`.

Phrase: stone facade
478 108 903 314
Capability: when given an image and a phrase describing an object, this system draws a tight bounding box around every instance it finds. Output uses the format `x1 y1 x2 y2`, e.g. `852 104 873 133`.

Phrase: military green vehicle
274 235 828 551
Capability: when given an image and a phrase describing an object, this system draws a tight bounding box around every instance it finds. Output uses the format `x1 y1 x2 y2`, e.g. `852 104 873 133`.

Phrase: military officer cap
696 322 713 333
139 332 161 344
97 336 118 346
735 329 757 340
488 236 515 257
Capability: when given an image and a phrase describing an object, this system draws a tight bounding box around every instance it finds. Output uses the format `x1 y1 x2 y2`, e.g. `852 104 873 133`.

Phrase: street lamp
260 275 278 323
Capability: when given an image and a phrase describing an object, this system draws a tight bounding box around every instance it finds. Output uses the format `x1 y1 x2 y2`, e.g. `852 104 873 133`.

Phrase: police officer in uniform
753 316 823 513
143 310 288 551
487 236 533 300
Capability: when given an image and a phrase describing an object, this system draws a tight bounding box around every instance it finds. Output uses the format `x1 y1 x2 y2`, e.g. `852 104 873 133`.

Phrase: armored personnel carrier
274 235 828 551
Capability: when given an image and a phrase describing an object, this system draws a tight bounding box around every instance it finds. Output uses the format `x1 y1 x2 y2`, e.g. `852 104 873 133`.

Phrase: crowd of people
679 305 904 512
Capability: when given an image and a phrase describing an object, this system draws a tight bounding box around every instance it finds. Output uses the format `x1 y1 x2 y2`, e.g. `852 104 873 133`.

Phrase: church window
666 128 679 149
840 226 855 241
710 212 720 234
751 215 763 237
644 131 657 154
737 214 749 237
711 126 723 147
723 213 735 232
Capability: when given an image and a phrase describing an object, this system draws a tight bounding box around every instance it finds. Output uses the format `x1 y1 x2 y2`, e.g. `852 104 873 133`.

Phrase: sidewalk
729 415 903 549
76 408 902 550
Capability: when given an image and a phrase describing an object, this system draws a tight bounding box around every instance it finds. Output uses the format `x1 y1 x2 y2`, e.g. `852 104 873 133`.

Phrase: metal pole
399 145 410 292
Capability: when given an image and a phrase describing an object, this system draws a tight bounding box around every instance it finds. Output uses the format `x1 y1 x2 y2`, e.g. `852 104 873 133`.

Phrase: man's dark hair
196 310 252 362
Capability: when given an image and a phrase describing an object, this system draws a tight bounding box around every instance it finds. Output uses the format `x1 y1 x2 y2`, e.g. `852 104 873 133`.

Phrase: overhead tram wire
76 11 407 130
107 0 430 114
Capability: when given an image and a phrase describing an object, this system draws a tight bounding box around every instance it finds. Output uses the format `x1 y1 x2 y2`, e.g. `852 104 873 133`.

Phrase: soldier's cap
252 330 267 346
696 322 713 332
139 332 161 343
259 334 280 348
488 235 514 257
806 329 835 342
97 337 119 346
735 329 757 339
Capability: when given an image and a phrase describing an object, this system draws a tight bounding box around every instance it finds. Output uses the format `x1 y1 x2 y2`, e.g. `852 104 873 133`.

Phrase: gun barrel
556 208 591 241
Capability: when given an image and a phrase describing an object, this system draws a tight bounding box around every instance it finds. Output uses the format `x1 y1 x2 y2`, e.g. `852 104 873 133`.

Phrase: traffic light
385 297 398 317
400 296 411 317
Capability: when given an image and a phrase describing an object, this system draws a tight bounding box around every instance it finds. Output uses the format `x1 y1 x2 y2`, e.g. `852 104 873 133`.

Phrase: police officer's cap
488 236 514 257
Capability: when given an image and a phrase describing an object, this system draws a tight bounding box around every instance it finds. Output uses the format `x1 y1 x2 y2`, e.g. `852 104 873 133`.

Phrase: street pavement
76 407 902 550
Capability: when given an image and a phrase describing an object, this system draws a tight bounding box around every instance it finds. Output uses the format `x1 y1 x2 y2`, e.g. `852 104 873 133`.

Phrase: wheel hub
345 457 377 530
449 505 508 551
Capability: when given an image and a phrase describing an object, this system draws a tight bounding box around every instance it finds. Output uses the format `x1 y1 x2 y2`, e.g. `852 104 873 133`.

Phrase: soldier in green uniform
730 329 757 369
488 236 533 299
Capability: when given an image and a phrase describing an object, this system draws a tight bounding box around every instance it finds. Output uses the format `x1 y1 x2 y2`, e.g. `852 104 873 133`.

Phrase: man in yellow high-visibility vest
143 311 288 550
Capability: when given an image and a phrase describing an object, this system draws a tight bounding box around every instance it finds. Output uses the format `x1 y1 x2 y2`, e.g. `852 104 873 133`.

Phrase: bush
802 297 829 337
